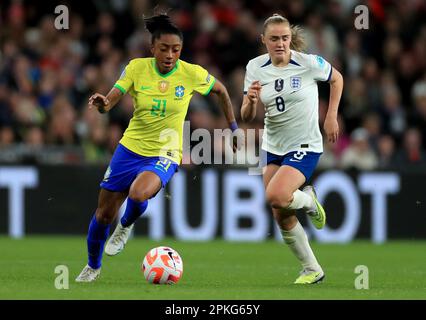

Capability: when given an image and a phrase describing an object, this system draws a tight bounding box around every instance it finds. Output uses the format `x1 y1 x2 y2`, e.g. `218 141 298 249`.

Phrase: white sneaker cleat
75 265 101 282
104 222 133 256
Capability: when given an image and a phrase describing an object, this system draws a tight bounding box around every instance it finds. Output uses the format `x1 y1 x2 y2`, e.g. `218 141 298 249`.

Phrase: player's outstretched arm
324 67 344 143
88 87 123 114
241 80 261 122
210 80 237 126
210 79 243 152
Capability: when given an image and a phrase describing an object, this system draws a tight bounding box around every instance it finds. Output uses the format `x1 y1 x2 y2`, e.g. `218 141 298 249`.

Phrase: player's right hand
88 93 110 113
247 81 262 104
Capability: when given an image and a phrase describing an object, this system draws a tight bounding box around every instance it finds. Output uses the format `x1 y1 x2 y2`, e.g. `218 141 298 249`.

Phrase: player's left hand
323 116 339 143
231 128 245 152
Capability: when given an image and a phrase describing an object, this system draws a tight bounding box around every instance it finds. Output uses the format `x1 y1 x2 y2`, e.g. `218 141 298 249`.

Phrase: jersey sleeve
114 62 134 94
243 61 256 94
192 65 216 96
309 54 333 82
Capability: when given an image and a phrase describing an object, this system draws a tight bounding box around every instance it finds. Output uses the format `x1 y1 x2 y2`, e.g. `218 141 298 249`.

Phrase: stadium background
0 0 426 300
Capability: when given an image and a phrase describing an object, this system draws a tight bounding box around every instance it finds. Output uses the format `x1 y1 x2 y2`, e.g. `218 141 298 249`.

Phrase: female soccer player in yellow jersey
76 14 242 282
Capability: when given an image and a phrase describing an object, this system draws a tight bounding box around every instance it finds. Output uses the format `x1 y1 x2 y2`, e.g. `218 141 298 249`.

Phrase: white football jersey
244 50 332 156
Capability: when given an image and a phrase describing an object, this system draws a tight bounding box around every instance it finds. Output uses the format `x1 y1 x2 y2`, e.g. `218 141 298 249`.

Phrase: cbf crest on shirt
175 85 185 99
244 50 332 156
114 58 216 164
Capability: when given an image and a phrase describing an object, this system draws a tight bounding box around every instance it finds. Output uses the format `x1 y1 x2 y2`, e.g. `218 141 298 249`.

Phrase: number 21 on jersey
151 98 167 117
155 158 172 172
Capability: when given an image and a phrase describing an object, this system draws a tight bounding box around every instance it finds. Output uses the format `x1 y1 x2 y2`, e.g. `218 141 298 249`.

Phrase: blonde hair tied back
263 13 306 52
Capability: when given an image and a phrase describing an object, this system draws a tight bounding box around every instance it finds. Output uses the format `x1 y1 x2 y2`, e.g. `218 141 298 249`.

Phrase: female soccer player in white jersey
241 14 343 284
75 14 242 282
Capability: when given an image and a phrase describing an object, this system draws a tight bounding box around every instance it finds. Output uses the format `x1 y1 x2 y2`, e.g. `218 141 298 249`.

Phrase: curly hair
143 14 183 44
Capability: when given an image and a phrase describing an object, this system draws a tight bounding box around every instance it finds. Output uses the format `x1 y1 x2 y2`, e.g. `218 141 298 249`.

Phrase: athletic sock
281 221 321 272
120 198 148 228
287 189 314 211
87 214 110 269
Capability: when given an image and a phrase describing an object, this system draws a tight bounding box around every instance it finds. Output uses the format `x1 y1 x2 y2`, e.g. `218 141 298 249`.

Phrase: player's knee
95 208 115 225
128 187 152 203
266 190 292 209
275 213 298 231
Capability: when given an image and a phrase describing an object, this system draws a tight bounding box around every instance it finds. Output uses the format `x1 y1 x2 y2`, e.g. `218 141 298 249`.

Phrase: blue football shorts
266 150 322 181
100 143 179 193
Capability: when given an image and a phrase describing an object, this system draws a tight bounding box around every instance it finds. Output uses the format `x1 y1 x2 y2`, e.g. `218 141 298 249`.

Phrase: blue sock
87 214 110 269
120 198 148 227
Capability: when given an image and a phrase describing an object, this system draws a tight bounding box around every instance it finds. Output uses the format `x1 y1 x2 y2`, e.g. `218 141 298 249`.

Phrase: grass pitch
0 236 425 300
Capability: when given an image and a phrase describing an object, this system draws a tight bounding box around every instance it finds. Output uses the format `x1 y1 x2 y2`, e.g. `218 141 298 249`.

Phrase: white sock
287 189 314 211
281 221 322 272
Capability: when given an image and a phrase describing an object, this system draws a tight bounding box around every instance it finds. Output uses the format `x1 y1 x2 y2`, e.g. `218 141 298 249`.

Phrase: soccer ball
142 246 183 285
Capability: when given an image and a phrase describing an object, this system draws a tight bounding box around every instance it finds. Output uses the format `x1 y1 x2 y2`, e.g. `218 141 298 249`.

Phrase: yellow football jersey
114 58 216 164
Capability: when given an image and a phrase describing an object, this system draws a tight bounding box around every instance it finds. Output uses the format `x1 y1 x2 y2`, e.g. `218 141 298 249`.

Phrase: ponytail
289 25 306 52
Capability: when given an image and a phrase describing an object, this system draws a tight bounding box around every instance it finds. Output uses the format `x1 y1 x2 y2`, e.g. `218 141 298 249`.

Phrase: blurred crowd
0 0 426 170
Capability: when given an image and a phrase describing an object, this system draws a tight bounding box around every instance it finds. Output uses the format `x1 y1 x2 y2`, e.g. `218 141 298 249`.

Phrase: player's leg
105 171 160 256
106 157 178 255
120 197 149 228
273 151 326 229
77 143 140 281
273 207 324 284
265 152 320 217
76 188 127 282
264 165 324 284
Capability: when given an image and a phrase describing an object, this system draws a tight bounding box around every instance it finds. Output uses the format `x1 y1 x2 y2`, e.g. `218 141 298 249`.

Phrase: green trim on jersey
114 83 126 94
203 77 216 96
152 59 180 78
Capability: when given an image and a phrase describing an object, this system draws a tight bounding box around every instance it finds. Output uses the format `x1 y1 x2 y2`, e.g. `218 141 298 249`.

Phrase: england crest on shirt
290 76 301 90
